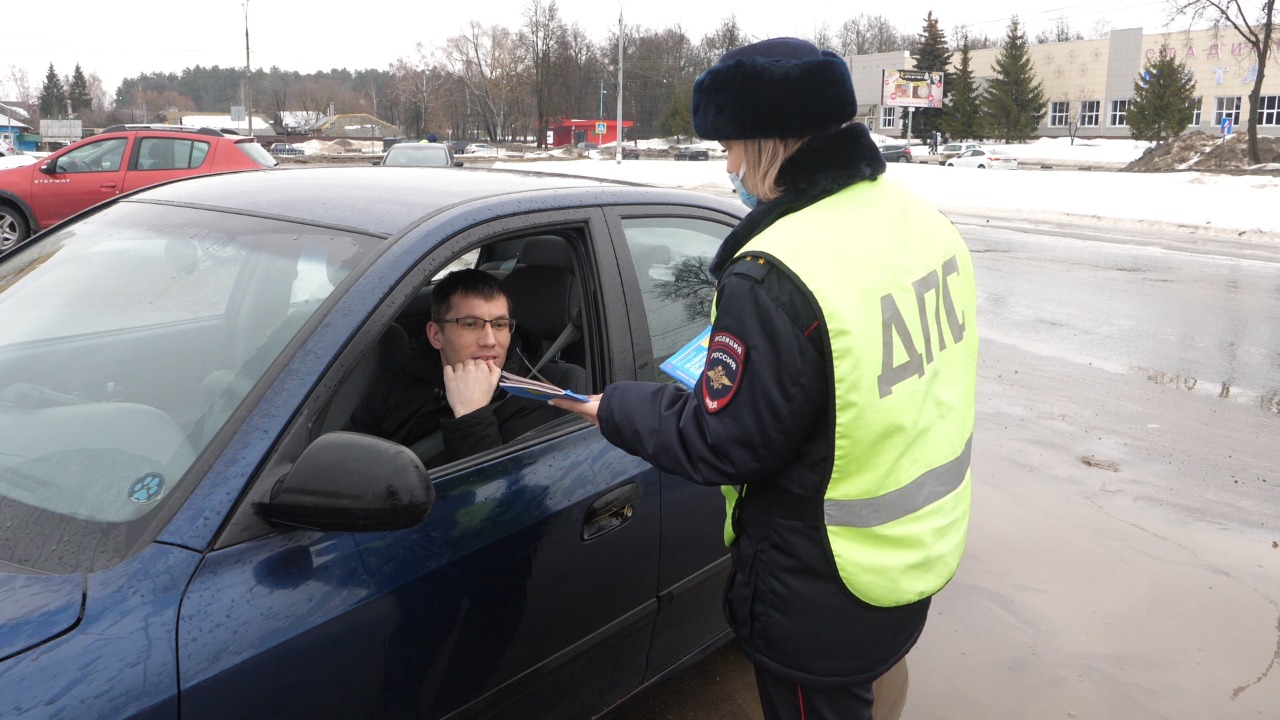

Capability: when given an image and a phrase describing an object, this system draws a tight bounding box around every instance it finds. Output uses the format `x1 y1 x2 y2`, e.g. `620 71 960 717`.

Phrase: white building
850 26 1280 139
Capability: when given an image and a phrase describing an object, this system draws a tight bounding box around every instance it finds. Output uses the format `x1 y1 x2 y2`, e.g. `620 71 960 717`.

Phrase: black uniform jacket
348 345 565 468
598 124 930 687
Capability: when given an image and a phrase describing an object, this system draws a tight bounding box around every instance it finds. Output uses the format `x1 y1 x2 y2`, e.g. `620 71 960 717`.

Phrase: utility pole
616 11 623 164
244 0 253 138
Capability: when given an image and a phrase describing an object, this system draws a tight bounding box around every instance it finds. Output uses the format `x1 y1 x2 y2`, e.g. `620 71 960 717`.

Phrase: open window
315 226 596 469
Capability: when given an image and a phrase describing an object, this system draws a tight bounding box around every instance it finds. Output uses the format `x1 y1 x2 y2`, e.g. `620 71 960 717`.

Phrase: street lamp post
244 0 253 137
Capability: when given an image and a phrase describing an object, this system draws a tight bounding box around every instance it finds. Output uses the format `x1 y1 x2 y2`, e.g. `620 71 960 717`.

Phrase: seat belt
530 315 582 376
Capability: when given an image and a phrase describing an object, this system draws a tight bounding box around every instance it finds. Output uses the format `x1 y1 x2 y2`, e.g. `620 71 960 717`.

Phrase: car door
603 206 740 679
175 209 663 720
30 136 130 227
121 136 213 193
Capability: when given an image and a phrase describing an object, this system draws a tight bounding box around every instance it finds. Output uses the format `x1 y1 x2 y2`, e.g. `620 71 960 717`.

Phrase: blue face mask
728 165 758 209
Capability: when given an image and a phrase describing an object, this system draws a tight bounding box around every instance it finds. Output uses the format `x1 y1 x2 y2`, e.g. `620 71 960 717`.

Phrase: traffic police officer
553 37 978 720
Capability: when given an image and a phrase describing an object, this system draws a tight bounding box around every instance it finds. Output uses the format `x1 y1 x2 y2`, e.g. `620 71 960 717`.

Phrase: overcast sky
2 0 1180 100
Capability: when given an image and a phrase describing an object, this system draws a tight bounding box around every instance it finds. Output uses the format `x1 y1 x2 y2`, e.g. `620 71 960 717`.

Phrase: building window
1079 100 1100 127
1049 101 1069 127
1215 96 1242 126
1188 97 1202 126
880 107 896 129
1257 95 1280 126
1109 100 1129 126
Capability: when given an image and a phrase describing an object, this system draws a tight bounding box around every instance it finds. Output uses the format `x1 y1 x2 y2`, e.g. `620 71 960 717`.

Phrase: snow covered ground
498 137 1280 242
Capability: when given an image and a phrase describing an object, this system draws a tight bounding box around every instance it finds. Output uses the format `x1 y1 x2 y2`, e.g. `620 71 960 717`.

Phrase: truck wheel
0 205 29 251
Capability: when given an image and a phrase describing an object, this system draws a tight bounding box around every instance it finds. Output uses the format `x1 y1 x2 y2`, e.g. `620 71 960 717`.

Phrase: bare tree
951 24 1001 50
699 14 751 66
389 44 451 139
5 66 34 107
521 0 567 148
1034 15 1085 43
1169 0 1276 163
443 23 525 142
807 23 837 52
840 14 911 55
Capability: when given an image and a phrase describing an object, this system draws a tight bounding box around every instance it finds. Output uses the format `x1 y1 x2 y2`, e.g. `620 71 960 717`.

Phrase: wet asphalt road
605 215 1280 718
961 216 1280 416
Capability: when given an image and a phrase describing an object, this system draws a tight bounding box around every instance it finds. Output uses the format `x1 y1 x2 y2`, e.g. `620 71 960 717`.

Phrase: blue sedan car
0 166 743 718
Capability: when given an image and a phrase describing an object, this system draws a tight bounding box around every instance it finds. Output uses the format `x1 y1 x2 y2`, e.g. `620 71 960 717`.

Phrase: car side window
618 217 729 379
54 138 127 173
137 138 211 171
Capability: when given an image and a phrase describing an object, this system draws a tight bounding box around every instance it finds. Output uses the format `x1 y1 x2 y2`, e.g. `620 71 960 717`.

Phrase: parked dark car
445 140 470 154
621 145 641 159
0 165 741 719
269 142 304 157
879 144 913 163
674 146 710 161
373 141 463 167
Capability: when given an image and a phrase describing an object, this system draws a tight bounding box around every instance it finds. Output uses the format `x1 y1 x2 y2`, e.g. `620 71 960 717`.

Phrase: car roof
121 166 734 238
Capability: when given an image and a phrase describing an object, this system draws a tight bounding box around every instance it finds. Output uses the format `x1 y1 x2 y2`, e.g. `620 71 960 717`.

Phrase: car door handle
100 182 118 190
582 482 640 541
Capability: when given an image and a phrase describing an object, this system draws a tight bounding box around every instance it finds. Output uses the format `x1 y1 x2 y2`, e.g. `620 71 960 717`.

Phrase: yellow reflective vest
717 176 978 607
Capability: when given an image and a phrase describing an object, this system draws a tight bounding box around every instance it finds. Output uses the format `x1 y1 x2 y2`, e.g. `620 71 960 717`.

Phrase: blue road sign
1221 117 1234 135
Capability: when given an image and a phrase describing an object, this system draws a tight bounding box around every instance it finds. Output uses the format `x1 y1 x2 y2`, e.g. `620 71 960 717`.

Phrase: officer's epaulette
729 254 772 282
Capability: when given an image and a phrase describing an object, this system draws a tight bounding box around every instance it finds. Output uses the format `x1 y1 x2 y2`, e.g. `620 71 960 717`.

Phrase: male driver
348 268 565 466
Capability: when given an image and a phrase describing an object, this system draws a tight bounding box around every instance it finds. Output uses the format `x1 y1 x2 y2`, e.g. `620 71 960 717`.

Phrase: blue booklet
659 325 712 390
498 371 590 402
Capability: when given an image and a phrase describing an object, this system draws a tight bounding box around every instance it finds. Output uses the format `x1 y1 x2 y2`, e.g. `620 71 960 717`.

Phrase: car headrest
518 236 574 270
502 265 577 341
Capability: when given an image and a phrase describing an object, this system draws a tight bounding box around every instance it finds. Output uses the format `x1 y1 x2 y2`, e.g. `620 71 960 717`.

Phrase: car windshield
0 203 381 573
385 144 451 167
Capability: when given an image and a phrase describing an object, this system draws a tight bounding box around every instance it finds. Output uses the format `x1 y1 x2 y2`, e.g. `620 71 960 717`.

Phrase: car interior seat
317 323 411 435
500 237 586 394
140 142 169 170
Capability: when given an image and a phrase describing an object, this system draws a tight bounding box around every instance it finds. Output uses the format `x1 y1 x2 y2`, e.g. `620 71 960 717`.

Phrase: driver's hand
442 360 502 417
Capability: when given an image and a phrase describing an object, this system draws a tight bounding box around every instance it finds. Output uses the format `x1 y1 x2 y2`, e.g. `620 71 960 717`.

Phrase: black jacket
598 124 930 687
348 346 565 468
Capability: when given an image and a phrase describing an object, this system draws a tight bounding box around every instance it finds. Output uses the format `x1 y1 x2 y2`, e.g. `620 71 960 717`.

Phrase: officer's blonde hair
730 137 809 203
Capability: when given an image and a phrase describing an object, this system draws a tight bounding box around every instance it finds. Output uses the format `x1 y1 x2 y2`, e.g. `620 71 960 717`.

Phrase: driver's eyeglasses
438 316 516 333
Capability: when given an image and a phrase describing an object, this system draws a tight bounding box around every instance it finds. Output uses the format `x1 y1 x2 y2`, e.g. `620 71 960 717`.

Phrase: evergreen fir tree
39 64 67 119
942 40 985 141
907 11 952 140
68 64 93 116
1126 45 1196 143
660 80 694 141
980 17 1046 143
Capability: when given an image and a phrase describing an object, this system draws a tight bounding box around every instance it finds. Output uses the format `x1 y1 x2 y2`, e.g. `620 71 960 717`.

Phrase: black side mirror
269 431 435 532
38 161 54 175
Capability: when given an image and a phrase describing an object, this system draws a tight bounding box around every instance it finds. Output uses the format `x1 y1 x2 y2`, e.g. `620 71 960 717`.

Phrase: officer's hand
550 394 601 427
443 359 501 417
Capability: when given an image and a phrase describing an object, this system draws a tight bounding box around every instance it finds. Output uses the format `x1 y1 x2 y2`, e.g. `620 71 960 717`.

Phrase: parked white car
945 147 1019 170
463 143 499 156
937 142 984 165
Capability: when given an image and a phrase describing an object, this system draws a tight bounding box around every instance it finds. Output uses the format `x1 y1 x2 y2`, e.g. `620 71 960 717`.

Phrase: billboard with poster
881 69 944 108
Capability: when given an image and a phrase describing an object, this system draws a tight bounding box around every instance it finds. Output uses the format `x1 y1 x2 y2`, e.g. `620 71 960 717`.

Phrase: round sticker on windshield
702 332 745 413
128 473 165 504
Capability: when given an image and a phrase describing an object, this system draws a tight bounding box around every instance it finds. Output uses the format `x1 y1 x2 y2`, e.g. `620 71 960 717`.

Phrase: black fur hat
692 37 857 140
